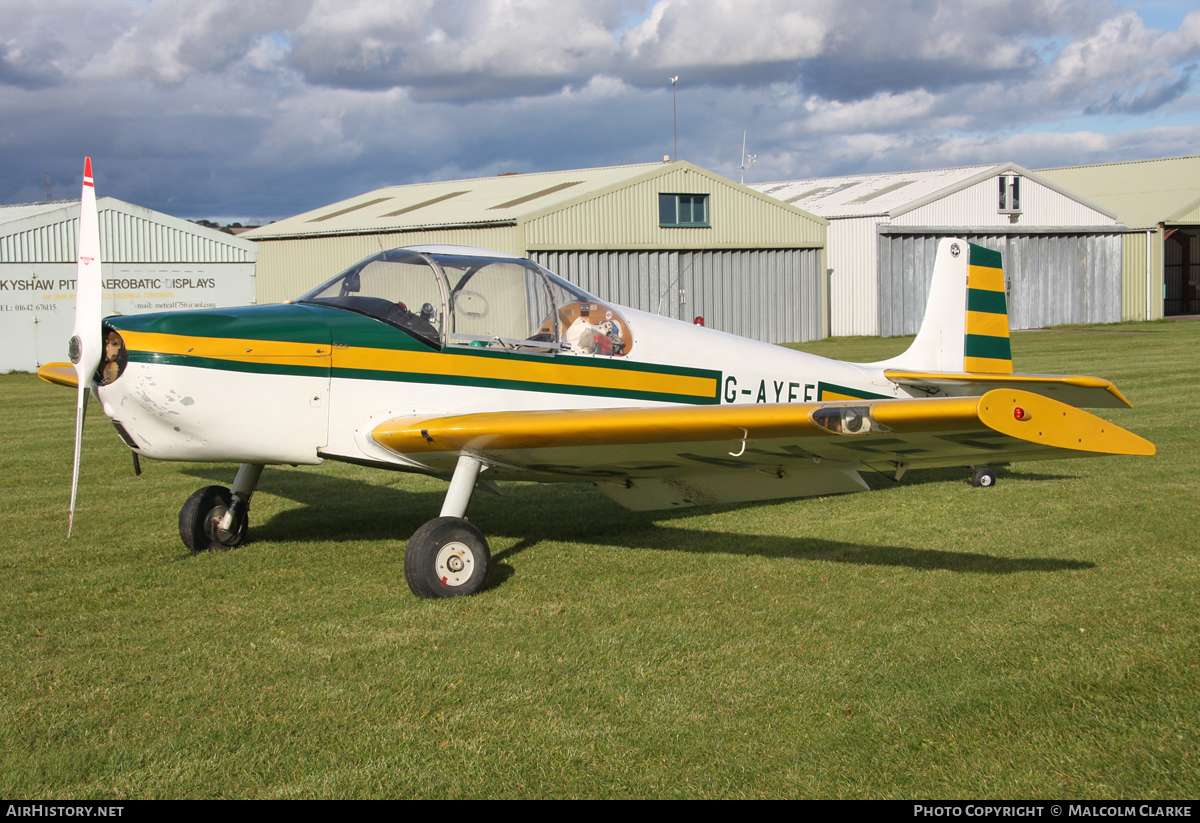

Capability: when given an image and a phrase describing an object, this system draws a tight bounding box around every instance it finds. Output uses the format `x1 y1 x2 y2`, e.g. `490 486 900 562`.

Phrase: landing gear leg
179 463 264 552
405 455 492 598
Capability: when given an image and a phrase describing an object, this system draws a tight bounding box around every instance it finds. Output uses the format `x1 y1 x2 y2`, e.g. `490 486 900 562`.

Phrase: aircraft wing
370 389 1154 510
885 370 1130 408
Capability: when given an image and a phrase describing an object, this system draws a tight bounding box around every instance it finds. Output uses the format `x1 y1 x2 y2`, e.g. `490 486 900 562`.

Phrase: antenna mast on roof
670 76 679 161
739 131 756 184
45 170 51 202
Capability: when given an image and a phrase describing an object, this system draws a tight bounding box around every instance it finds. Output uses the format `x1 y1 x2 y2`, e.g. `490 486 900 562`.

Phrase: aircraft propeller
67 157 102 537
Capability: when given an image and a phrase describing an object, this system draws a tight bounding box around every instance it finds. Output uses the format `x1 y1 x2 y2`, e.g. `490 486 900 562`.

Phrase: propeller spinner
68 157 103 536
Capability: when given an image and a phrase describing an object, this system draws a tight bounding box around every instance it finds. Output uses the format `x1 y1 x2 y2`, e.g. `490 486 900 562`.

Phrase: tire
971 467 997 488
404 516 492 598
179 485 248 552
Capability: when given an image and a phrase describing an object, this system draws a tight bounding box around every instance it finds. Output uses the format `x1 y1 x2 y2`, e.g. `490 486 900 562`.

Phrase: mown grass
1 321 1196 798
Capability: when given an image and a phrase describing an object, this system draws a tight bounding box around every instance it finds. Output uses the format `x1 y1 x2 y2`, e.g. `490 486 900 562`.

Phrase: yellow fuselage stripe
121 331 717 398
122 331 329 365
333 347 716 397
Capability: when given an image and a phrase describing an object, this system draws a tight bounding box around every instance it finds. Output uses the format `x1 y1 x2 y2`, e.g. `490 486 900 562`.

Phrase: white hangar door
877 232 1123 336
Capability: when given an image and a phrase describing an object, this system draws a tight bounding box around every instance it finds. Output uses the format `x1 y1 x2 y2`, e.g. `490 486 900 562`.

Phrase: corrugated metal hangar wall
877 231 1124 336
530 248 825 344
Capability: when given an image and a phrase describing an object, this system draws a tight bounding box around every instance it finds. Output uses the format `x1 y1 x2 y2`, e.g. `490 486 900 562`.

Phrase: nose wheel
405 516 492 598
178 463 263 552
179 485 248 551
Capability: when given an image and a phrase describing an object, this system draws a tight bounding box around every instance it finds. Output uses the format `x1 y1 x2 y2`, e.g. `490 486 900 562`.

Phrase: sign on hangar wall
0 196 258 374
0 261 255 373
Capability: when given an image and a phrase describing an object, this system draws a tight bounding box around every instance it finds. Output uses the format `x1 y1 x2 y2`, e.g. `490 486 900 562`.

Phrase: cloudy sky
2 0 1198 224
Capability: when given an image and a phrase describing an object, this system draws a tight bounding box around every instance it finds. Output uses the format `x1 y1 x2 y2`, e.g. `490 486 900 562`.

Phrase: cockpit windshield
298 249 633 356
298 249 445 348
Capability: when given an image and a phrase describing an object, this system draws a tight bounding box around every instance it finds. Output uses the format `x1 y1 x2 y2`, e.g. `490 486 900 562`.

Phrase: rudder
963 244 1012 373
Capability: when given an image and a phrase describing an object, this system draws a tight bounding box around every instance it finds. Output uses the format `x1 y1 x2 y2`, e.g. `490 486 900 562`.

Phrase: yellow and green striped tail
963 244 1012 373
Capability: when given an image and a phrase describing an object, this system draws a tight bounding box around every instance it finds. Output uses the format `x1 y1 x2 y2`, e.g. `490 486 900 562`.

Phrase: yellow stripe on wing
371 390 1154 460
372 396 985 454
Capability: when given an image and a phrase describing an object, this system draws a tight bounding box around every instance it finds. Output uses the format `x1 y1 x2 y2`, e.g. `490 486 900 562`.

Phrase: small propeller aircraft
41 159 1155 598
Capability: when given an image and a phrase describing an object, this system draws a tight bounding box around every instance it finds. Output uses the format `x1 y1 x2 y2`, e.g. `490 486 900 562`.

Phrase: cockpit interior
298 249 632 357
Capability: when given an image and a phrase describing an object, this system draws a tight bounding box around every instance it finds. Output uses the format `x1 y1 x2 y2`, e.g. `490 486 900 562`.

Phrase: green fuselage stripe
817 381 890 400
126 350 720 405
331 366 717 404
127 351 329 378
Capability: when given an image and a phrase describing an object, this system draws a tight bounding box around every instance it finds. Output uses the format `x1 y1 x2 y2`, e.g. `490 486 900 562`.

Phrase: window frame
659 193 711 228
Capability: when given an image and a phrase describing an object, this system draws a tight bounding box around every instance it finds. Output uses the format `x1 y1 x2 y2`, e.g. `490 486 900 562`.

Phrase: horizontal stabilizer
38 362 79 389
886 370 1130 408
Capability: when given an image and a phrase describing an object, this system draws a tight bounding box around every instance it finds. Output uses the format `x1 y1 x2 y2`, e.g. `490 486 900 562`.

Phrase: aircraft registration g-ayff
42 159 1155 598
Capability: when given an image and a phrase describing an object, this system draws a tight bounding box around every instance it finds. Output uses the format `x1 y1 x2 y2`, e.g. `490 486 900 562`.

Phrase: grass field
1 321 1196 799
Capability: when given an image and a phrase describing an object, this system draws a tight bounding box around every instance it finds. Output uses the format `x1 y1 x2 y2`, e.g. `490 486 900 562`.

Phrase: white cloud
1 0 1199 222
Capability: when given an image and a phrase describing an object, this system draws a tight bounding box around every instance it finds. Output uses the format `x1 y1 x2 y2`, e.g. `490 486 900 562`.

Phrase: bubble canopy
298 248 633 356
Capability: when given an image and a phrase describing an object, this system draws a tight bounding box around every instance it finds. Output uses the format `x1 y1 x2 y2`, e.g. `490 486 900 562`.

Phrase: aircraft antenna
738 131 757 184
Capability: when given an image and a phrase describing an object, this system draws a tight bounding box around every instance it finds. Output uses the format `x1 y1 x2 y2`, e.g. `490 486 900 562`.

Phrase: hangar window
999 176 1021 214
659 193 710 227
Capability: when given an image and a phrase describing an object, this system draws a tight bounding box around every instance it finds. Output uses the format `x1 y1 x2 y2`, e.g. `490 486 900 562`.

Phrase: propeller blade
67 157 102 537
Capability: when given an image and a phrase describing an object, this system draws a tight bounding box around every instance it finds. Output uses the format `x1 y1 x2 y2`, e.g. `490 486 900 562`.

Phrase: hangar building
244 161 828 344
753 163 1127 337
1038 154 1200 319
0 198 257 373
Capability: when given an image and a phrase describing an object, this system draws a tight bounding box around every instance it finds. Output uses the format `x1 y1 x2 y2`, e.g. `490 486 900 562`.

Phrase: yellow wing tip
37 362 79 389
979 389 1154 456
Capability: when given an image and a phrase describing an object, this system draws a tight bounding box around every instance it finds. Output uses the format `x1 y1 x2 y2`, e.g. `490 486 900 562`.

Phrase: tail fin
885 238 1012 374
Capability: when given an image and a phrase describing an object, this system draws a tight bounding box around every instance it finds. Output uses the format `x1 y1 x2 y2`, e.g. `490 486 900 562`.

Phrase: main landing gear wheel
971 467 998 488
179 485 248 552
404 516 492 599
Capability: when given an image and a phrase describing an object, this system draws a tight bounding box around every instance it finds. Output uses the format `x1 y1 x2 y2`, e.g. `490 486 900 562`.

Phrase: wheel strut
440 454 483 518
218 463 264 533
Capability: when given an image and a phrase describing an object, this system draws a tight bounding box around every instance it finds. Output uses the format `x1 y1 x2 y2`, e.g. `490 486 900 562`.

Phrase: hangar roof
0 200 83 224
1037 155 1200 229
245 161 821 243
752 162 1115 221
0 197 256 263
246 163 673 239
